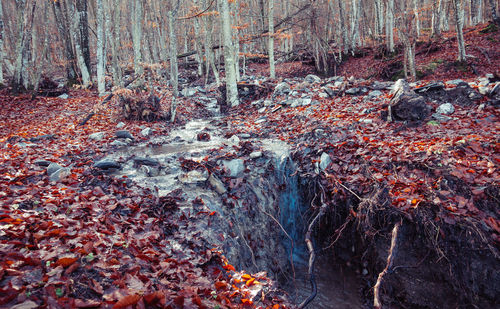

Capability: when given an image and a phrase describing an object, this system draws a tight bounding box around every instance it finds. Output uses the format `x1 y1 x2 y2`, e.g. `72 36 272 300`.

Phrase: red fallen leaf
75 299 101 308
173 295 184 307
192 295 203 306
56 257 77 267
90 279 104 295
215 281 227 290
143 291 165 305
113 294 141 309
223 264 235 271
64 262 80 276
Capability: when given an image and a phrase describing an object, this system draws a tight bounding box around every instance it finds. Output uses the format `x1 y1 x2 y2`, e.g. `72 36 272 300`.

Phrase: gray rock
264 99 273 106
305 74 321 83
436 103 455 115
228 135 240 144
432 113 452 122
368 90 383 97
324 87 337 97
359 119 373 124
89 132 105 141
34 160 52 167
240 133 251 139
223 159 245 178
334 81 344 88
47 163 63 176
116 122 126 129
478 87 490 95
141 127 152 137
486 73 494 79
179 170 208 184
139 165 160 177
58 94 69 99
273 82 291 96
389 79 430 121
445 79 464 86
208 174 227 194
250 151 262 159
115 130 134 139
94 159 121 170
133 157 160 166
345 88 360 95
110 140 129 147
49 167 70 182
255 117 267 124
478 78 490 87
319 92 328 98
181 87 197 97
319 152 332 170
258 107 266 113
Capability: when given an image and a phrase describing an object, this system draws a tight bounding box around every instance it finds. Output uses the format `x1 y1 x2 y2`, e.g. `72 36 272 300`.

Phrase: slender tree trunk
111 0 121 86
338 0 349 54
432 0 443 38
168 6 179 122
132 0 143 76
0 0 4 84
268 0 275 78
69 0 90 86
51 0 77 82
76 0 90 75
488 0 499 24
221 0 239 106
453 0 467 61
96 0 105 95
386 0 395 53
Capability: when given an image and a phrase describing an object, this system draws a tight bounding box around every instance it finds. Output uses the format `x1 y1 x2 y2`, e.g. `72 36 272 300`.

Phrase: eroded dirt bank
0 68 499 308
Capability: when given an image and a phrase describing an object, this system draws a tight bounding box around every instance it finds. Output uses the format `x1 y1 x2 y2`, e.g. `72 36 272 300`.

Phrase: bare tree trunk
0 0 4 84
52 0 77 83
432 0 443 38
338 0 349 54
488 0 499 24
386 0 395 53
221 0 239 106
111 0 121 86
132 0 143 76
96 0 105 95
69 0 90 86
76 0 90 75
168 4 180 123
453 0 467 61
268 0 275 79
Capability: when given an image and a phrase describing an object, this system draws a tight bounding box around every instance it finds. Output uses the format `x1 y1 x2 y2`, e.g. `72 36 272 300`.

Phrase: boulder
436 103 455 115
223 159 245 178
47 163 63 176
388 79 430 121
49 167 70 182
89 132 105 141
94 159 121 170
250 151 263 159
110 140 129 147
319 152 332 170
179 170 209 184
209 174 227 194
305 74 321 84
115 130 134 139
273 82 291 96
133 157 160 166
414 82 445 94
116 122 126 129
141 127 152 137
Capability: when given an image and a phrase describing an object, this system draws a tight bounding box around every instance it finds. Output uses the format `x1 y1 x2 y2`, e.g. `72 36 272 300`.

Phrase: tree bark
96 0 105 95
69 0 90 86
221 0 239 106
168 4 180 123
132 0 143 76
453 0 466 61
268 0 275 79
0 0 4 84
75 0 90 75
386 0 395 53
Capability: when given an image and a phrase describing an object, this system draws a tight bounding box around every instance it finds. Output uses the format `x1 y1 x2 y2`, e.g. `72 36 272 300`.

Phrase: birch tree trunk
221 0 239 106
96 0 105 95
0 0 4 84
432 0 443 38
386 0 395 53
13 0 29 91
132 0 143 76
268 0 275 79
168 6 179 122
453 0 467 61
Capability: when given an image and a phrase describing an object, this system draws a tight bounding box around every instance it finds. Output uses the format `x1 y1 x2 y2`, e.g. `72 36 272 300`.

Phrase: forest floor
0 23 499 308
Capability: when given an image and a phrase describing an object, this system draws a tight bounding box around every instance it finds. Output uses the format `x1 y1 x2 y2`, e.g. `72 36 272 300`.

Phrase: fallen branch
298 204 327 309
373 221 402 309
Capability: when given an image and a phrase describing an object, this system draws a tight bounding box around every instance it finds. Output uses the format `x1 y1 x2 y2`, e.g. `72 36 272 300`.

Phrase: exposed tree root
373 221 402 309
298 204 327 309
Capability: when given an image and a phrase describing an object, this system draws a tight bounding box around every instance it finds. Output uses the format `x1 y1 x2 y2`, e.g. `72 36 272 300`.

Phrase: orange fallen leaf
113 294 141 309
56 257 78 267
